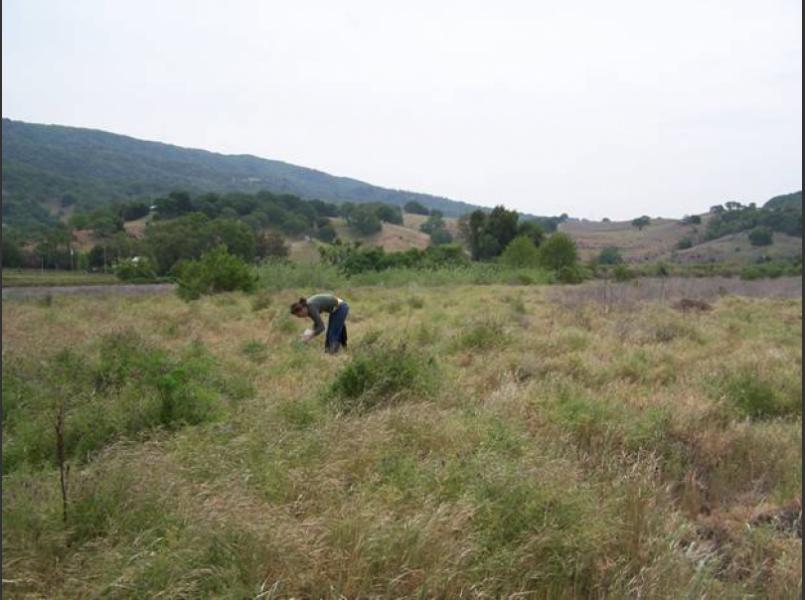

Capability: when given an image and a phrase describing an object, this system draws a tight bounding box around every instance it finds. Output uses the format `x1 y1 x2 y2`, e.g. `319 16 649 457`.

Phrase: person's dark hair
290 297 307 315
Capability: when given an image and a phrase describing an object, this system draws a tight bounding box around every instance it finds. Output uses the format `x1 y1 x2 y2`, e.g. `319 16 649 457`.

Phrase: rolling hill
1 118 485 222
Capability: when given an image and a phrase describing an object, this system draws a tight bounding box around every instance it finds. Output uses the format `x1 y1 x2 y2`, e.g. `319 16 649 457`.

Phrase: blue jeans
325 302 349 353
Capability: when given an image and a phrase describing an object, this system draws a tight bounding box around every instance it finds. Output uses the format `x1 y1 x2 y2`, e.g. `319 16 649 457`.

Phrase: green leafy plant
174 245 257 301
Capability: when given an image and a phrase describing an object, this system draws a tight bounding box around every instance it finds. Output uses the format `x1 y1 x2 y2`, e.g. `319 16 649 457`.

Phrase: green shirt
306 293 341 336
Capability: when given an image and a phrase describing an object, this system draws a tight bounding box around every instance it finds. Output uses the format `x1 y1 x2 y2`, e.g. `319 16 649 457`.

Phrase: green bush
1 333 246 473
613 264 635 281
557 265 585 284
175 245 257 301
597 246 623 265
114 256 158 282
749 226 774 247
537 232 578 271
500 236 540 267
325 343 439 413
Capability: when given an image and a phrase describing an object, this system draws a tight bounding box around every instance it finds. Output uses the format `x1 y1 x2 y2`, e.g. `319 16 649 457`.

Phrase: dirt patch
673 298 713 312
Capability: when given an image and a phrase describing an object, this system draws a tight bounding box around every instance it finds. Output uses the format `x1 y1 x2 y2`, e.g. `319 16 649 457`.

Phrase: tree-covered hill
1 118 484 223
764 190 802 210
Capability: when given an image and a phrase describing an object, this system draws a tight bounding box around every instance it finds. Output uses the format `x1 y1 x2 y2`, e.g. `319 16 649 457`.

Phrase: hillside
1 118 484 222
558 217 701 262
764 190 802 210
662 231 803 265
560 209 802 265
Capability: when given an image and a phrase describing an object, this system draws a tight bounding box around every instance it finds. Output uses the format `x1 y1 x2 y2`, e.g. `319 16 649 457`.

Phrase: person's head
290 297 309 318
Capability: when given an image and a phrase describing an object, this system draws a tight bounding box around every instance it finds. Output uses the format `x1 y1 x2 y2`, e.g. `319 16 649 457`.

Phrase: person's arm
308 307 325 337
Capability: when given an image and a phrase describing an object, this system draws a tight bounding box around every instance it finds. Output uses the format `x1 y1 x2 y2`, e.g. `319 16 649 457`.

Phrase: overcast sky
3 0 801 219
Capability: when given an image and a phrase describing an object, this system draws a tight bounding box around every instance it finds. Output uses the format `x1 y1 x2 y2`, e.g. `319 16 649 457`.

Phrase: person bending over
290 293 349 353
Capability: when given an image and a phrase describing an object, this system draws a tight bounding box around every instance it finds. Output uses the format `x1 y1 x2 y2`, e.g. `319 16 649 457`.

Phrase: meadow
2 280 802 598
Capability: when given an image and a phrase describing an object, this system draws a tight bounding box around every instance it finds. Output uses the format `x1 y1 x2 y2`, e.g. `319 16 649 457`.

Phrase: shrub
613 264 636 281
597 246 623 265
740 266 763 281
2 334 238 473
537 232 578 271
500 236 540 267
325 343 439 413
114 256 158 282
557 264 585 284
749 226 773 247
174 246 257 301
676 237 693 250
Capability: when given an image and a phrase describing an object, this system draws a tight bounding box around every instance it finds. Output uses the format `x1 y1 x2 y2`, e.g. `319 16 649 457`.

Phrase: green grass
3 269 119 287
2 285 801 598
255 259 554 290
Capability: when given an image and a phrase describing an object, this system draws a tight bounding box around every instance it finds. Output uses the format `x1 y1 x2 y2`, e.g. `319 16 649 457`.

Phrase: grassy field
2 283 801 598
2 269 119 287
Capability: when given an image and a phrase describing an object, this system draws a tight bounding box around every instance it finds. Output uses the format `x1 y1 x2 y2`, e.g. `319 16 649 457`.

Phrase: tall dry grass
2 283 801 598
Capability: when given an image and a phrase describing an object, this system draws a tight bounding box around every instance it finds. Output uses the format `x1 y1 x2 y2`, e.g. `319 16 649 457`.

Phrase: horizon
2 1 802 220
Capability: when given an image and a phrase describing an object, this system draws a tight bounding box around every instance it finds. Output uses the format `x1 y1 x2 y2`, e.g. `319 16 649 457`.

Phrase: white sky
2 0 801 219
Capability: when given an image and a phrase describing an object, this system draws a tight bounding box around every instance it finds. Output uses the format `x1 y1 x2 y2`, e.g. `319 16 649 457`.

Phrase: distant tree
500 236 539 267
725 201 743 212
315 223 337 243
281 214 309 236
597 246 623 265
348 205 382 235
308 199 340 218
219 207 239 220
207 219 257 261
404 201 430 215
1 237 23 267
710 205 725 214
516 221 544 247
120 201 151 221
459 210 487 260
682 214 702 225
477 233 501 260
631 216 651 231
486 206 519 250
419 212 446 235
676 237 693 250
154 190 194 220
748 226 773 247
429 228 453 246
374 204 404 225
537 232 578 270
602 217 611 223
